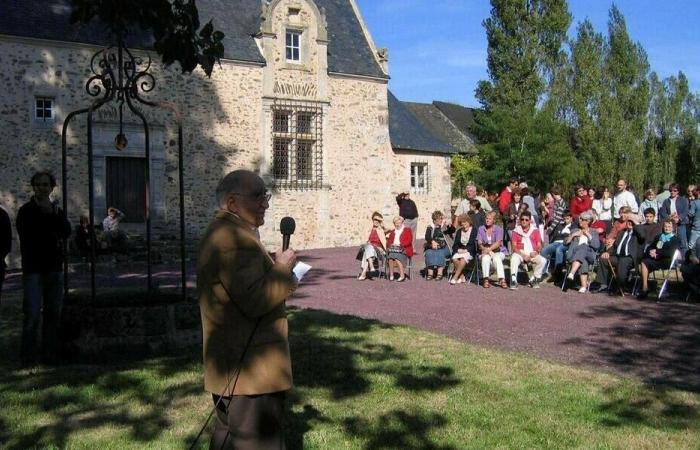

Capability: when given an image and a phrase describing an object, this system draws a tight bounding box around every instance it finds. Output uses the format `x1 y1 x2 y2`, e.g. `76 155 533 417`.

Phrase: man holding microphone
197 169 296 449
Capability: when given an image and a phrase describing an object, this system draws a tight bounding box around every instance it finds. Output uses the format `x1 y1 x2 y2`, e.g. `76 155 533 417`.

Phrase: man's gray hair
579 210 595 222
215 170 255 208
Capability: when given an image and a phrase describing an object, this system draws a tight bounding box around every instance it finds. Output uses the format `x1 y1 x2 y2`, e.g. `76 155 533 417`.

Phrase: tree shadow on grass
0 302 205 449
285 307 460 449
1 302 460 449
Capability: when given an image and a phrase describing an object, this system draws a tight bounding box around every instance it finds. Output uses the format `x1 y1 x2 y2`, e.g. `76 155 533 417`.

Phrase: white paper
293 261 312 282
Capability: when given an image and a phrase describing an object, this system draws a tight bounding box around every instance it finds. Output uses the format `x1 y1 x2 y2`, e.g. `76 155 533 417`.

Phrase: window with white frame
35 97 54 122
272 100 323 189
285 29 301 62
410 163 429 193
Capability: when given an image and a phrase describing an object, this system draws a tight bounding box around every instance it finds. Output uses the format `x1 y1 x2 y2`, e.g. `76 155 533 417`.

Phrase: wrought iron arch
61 38 187 303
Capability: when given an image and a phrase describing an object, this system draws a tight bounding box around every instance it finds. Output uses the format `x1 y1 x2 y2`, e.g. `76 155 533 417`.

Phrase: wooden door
105 156 146 223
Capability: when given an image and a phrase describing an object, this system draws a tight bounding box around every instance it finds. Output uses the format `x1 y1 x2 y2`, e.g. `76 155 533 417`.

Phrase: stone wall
0 35 453 268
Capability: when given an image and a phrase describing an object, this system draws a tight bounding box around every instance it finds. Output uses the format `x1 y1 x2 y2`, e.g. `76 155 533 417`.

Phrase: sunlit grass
0 300 698 449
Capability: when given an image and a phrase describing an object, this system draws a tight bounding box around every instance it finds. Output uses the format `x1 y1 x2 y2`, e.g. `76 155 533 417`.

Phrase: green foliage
475 1 699 192
475 106 581 193
474 0 572 191
451 154 483 197
70 0 224 76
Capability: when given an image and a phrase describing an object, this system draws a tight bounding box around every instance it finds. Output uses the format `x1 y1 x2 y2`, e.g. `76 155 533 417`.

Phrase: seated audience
596 217 640 293
590 210 608 243
539 192 554 227
520 184 539 224
450 214 478 285
592 186 613 229
387 216 413 282
637 219 680 298
541 211 574 282
509 211 547 289
505 189 528 232
606 206 633 245
569 184 592 220
563 211 601 293
102 206 126 250
357 211 387 280
634 208 662 250
468 199 486 230
688 186 700 250
477 211 509 289
638 189 659 221
658 182 689 252
424 210 454 281
681 234 700 296
546 187 568 236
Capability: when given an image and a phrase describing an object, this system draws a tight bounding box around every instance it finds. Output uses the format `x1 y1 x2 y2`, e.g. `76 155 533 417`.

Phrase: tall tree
600 5 650 190
474 0 575 191
568 19 607 185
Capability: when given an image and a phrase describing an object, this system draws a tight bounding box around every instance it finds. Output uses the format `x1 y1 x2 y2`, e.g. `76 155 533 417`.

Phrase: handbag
356 247 364 261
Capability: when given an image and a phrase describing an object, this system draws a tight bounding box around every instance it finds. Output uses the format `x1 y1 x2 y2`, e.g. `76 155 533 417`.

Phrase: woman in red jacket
569 184 593 220
387 216 414 281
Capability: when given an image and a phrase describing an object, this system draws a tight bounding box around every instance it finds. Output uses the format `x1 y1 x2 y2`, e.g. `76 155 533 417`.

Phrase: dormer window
285 29 301 62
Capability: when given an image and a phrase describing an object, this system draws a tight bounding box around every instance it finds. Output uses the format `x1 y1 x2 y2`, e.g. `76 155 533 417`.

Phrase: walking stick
606 257 625 297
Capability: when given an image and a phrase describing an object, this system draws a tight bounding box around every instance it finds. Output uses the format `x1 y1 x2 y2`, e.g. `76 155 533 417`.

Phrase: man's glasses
33 183 52 187
233 192 271 203
520 218 530 222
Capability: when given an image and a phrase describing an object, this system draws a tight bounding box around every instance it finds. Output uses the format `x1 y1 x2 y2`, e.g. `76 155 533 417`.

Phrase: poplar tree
473 0 577 193
600 5 650 191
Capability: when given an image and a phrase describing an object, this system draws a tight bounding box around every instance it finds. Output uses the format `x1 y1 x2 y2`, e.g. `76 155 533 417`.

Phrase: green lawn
0 301 698 449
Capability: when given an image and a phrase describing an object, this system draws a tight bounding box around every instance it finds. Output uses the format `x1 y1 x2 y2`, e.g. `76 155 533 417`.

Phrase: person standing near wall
396 192 419 252
0 204 11 305
16 171 71 366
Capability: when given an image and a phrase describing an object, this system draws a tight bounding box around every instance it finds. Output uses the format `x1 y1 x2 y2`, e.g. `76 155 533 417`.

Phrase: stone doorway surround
91 122 166 228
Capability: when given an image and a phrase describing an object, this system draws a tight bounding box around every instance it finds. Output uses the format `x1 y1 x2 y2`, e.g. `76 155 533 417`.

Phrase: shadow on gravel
562 300 700 428
566 301 700 392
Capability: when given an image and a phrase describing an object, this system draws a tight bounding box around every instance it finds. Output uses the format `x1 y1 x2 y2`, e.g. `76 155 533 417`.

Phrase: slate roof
0 0 387 78
403 101 476 154
388 91 457 155
432 101 479 144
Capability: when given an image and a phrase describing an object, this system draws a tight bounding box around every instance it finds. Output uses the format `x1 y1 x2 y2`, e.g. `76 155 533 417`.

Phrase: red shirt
591 220 607 242
569 195 592 219
368 228 381 248
498 187 512 215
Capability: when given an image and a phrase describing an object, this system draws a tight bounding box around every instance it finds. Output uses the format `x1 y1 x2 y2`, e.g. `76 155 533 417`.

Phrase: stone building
0 0 462 267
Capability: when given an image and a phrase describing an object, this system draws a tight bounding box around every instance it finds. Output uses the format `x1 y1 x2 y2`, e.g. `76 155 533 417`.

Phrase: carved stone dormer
259 0 328 43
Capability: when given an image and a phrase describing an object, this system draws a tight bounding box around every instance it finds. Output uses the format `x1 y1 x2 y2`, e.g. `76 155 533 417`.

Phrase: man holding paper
197 169 296 449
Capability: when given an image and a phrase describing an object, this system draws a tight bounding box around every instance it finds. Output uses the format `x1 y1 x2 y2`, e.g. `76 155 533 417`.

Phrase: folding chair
561 253 598 292
658 249 682 300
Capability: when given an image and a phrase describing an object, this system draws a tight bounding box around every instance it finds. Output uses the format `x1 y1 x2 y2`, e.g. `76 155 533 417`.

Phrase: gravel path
4 244 698 391
291 245 700 392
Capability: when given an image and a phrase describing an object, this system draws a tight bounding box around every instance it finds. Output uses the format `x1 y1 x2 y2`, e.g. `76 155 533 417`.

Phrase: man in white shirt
613 179 638 219
454 184 491 226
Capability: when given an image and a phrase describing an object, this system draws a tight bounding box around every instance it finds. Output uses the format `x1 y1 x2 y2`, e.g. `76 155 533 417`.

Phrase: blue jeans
678 224 688 252
690 229 700 251
541 242 568 268
21 272 64 364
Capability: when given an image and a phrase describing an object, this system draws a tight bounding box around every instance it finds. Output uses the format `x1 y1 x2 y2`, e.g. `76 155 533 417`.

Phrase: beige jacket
197 211 295 395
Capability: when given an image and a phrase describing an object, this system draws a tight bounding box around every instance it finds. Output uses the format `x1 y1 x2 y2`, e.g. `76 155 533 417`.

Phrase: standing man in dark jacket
396 192 419 252
0 204 11 304
658 182 690 253
16 171 71 365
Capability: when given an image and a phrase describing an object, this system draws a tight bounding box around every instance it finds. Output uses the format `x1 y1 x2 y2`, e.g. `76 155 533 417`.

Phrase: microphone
280 217 296 251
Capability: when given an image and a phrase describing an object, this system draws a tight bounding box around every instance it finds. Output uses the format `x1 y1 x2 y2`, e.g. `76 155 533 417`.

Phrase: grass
1 298 699 449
